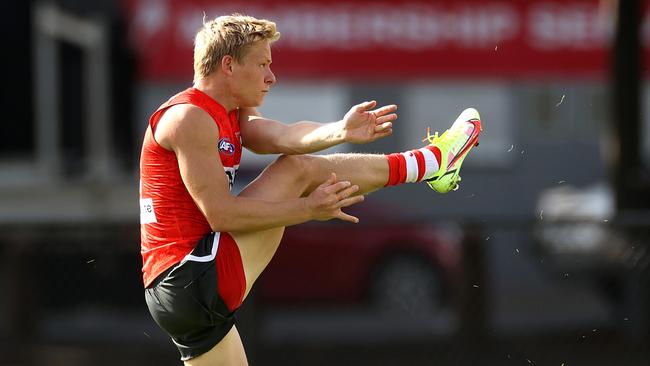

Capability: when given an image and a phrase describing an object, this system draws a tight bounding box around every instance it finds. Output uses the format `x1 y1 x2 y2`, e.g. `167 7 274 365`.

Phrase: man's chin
241 99 264 109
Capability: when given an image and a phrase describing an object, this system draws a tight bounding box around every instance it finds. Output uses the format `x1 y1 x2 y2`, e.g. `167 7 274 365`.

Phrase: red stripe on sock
385 154 400 186
396 153 407 184
413 149 426 182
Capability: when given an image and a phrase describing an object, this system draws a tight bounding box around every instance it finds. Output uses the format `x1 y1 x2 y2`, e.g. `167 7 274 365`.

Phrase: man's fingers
337 210 360 224
318 173 337 189
323 180 352 194
375 122 393 132
335 184 360 200
376 113 397 125
372 104 398 116
374 129 393 139
356 100 377 112
371 130 393 141
336 194 365 209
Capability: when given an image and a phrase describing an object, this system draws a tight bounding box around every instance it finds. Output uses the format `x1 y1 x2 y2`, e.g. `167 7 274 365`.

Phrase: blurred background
1 0 650 365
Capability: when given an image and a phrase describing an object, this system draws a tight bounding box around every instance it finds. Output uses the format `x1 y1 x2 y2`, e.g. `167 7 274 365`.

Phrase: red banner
121 0 650 81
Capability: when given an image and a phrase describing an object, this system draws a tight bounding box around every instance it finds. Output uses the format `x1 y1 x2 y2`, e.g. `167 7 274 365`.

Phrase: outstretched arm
154 104 364 233
239 101 397 155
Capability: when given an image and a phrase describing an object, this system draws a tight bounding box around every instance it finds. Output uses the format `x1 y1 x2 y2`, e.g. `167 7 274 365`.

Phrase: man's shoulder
155 104 219 149
163 103 210 123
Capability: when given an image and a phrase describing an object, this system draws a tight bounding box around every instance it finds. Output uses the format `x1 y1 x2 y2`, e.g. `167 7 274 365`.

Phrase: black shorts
145 233 237 361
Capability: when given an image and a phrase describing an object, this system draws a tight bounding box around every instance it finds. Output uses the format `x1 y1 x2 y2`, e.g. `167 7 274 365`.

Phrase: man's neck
193 77 238 112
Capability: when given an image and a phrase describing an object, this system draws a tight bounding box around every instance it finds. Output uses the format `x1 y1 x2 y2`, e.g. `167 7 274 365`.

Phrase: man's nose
266 69 276 85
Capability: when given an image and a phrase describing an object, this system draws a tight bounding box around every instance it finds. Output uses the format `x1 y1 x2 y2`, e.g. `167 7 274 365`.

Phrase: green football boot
425 108 482 193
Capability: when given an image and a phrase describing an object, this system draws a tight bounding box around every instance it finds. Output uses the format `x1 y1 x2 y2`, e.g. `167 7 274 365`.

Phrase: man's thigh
184 326 248 366
232 156 307 298
232 227 284 300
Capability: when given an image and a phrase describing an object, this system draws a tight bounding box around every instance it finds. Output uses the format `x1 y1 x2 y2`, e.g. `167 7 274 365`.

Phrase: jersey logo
218 138 236 156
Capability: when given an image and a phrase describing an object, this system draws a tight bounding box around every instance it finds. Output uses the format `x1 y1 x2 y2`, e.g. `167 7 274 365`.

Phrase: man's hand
341 101 398 144
306 173 365 223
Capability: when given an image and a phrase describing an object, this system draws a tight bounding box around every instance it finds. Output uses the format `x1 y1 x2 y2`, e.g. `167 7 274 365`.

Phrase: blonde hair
193 14 280 82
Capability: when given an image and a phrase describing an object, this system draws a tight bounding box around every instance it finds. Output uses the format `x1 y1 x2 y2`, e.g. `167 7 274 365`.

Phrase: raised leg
232 153 389 298
242 153 390 200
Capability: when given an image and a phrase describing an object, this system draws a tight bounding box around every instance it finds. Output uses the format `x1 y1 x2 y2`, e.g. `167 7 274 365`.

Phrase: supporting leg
184 326 248 366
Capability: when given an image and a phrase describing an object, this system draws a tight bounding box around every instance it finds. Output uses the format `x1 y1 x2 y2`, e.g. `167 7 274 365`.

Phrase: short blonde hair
193 14 280 82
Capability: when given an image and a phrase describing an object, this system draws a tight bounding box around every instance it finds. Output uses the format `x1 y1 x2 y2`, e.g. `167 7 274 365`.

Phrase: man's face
230 40 276 108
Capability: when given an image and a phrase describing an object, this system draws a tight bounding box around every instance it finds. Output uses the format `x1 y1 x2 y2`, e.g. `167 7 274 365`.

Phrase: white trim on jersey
182 232 220 263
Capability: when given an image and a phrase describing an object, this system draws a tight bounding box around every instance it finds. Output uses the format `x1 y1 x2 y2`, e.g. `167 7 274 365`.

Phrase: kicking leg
244 153 391 198
234 107 482 295
233 152 390 300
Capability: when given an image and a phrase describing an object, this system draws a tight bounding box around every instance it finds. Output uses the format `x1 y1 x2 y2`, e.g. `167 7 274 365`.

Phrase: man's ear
221 55 234 75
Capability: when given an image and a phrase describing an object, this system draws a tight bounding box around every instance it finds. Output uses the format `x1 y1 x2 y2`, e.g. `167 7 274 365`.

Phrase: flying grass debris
555 94 566 107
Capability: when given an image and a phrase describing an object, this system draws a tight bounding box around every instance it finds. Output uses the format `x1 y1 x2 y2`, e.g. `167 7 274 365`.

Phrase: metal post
33 4 62 181
85 17 113 181
610 0 650 341
611 0 645 210
457 223 488 354
32 3 113 183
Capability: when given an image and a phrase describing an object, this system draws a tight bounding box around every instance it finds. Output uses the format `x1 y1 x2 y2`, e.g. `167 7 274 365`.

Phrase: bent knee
269 154 332 196
272 154 316 179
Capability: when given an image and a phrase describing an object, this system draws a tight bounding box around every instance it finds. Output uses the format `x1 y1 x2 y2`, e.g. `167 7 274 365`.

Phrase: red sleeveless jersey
139 88 242 287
